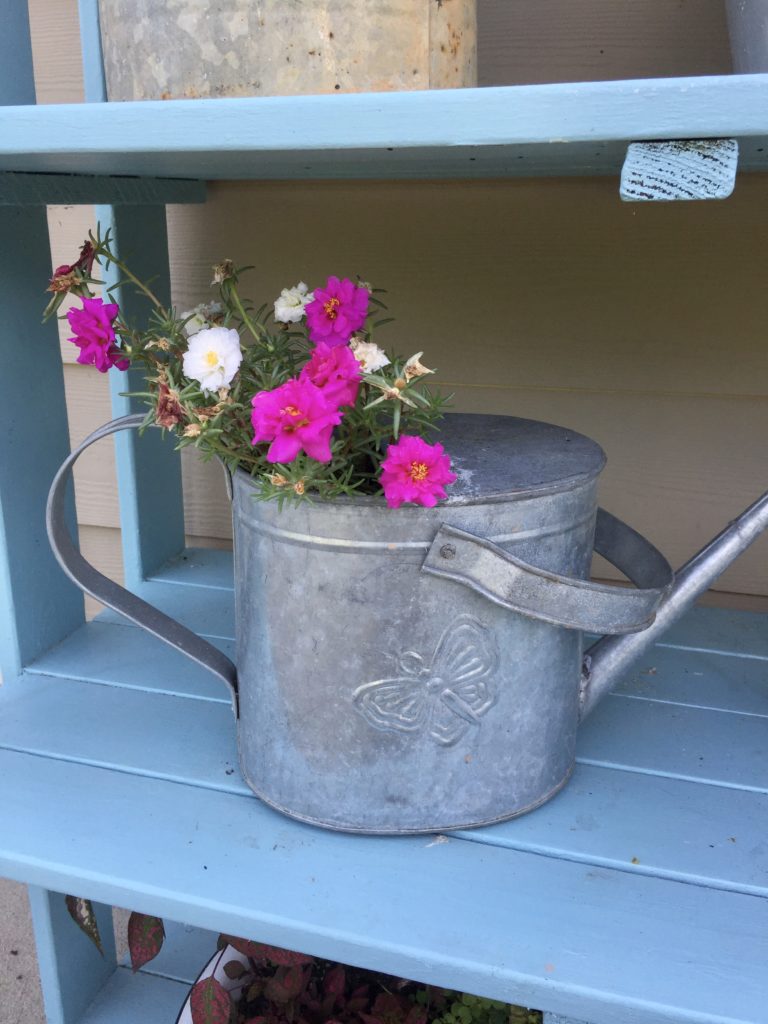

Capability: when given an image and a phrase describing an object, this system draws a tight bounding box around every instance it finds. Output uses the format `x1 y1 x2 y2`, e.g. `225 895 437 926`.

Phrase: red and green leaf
190 976 232 1024
323 964 346 998
263 965 308 1003
64 896 103 955
220 935 313 966
127 912 165 972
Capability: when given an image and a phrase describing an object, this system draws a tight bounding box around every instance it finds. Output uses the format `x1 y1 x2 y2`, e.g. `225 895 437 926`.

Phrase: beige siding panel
182 449 233 540
28 0 84 104
478 0 732 86
78 525 123 619
452 386 768 597
47 205 98 363
168 178 768 399
64 364 121 528
186 535 233 552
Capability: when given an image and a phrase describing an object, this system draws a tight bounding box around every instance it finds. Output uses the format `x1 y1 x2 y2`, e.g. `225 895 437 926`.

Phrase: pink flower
251 378 343 464
379 435 457 509
305 276 369 347
299 342 362 408
66 296 128 372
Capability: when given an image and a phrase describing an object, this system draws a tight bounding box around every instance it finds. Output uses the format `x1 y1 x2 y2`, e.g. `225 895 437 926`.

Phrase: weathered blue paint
77 0 108 104
28 887 116 1024
75 1 188 589
2 594 768 1022
10 626 768 898
620 139 739 201
95 204 186 587
0 172 206 206
0 75 767 180
0 207 84 681
0 667 766 1023
543 1016 591 1024
0 0 36 106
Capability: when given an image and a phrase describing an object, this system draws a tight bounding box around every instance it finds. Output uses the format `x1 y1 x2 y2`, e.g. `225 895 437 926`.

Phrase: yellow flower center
205 350 220 367
280 405 309 431
409 461 429 482
323 297 340 320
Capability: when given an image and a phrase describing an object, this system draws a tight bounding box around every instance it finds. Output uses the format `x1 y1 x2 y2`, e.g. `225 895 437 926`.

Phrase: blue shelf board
1 551 767 1024
1 75 767 182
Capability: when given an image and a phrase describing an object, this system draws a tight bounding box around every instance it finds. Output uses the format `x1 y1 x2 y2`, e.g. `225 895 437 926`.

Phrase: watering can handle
422 515 674 635
46 413 239 715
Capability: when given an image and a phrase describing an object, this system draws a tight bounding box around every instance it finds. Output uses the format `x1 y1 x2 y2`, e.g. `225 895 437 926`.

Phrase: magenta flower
380 435 457 509
66 296 129 372
299 342 362 409
305 276 369 347
251 378 343 464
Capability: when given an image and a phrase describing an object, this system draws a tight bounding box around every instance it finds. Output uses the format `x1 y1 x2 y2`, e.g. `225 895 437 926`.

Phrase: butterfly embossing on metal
352 615 499 747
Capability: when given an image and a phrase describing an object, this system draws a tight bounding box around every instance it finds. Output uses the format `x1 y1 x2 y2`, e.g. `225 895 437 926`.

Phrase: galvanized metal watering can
48 413 768 834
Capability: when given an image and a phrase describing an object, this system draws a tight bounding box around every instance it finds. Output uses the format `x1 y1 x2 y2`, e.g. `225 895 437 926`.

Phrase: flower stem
229 284 266 344
103 251 167 315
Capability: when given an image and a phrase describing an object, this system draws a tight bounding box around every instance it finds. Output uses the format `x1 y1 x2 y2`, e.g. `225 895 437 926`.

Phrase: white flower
274 282 313 324
182 327 243 392
181 301 224 337
350 338 390 373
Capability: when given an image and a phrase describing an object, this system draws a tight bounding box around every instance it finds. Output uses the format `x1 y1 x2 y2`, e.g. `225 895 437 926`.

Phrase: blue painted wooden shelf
0 551 766 1024
1 74 768 183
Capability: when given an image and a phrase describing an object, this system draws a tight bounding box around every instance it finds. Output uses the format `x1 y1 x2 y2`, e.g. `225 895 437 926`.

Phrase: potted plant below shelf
64 900 542 1024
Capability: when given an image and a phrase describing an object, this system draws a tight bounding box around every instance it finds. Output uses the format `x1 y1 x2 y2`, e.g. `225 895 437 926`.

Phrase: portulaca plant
45 229 456 507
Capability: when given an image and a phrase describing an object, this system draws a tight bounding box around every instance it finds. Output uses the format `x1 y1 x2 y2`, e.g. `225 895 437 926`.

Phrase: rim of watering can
233 413 608 508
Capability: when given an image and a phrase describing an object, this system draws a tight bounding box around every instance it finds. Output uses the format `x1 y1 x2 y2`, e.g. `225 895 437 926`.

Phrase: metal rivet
439 544 456 560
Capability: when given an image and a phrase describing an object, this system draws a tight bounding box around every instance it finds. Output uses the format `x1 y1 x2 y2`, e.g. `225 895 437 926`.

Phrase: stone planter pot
98 0 477 100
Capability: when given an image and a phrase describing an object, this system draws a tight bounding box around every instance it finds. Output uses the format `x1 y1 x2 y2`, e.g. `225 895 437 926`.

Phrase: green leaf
392 402 401 439
64 896 103 955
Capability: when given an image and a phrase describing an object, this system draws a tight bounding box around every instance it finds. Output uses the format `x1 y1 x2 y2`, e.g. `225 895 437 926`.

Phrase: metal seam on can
232 507 597 552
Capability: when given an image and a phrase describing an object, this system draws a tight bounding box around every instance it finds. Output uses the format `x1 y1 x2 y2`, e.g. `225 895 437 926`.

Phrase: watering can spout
580 490 768 719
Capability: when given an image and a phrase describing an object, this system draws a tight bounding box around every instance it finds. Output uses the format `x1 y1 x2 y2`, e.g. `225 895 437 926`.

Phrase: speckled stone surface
0 879 44 1024
98 0 476 100
0 879 130 1024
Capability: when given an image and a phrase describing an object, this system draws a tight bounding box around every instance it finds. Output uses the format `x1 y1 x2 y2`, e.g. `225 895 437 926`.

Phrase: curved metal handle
46 414 239 715
422 509 673 635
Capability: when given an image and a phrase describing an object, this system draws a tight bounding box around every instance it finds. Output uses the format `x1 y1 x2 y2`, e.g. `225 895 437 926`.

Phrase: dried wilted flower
293 480 306 496
211 259 235 285
267 473 289 487
404 352 433 381
155 383 185 429
47 270 78 293
192 402 227 421
183 423 203 438
146 336 172 352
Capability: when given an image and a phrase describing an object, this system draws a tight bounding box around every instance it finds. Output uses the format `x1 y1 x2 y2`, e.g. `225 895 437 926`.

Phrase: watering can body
47 413 768 833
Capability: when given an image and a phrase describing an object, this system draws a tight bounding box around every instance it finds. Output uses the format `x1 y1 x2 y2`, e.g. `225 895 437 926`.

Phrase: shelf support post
77 0 187 587
28 887 117 1024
